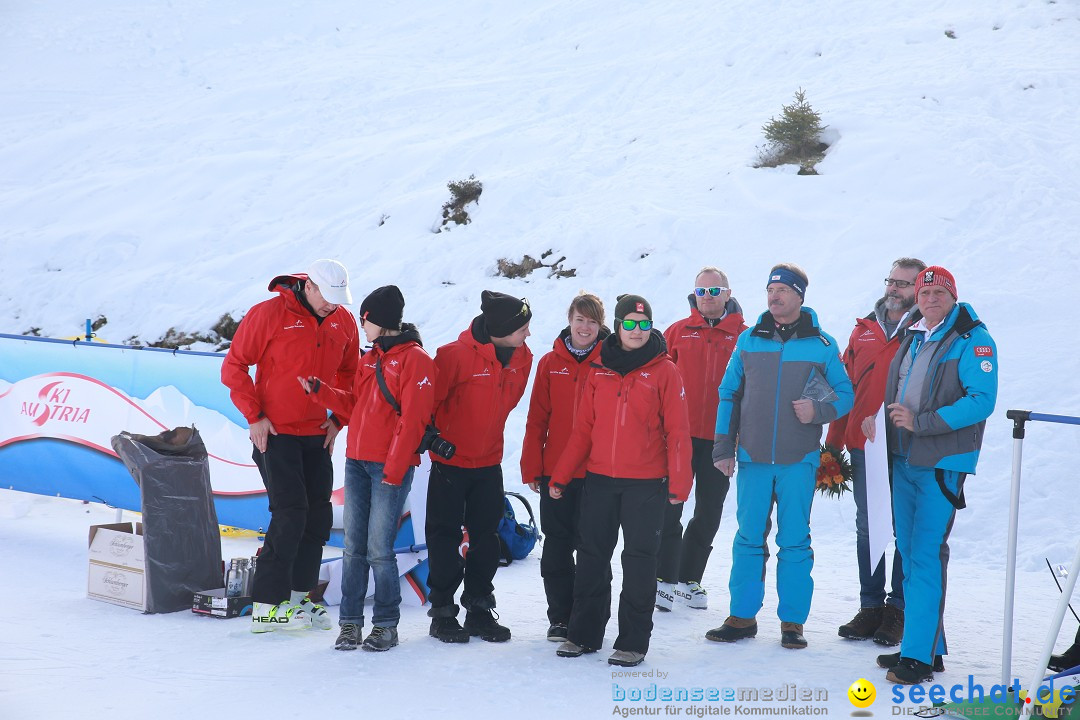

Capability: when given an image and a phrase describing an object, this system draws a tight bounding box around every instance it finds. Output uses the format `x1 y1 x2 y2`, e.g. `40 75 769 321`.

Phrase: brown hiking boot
780 622 807 649
705 615 757 643
838 606 884 640
873 605 904 646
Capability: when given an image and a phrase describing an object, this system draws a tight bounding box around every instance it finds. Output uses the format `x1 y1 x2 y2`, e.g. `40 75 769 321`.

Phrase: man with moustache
828 258 925 647
706 263 853 650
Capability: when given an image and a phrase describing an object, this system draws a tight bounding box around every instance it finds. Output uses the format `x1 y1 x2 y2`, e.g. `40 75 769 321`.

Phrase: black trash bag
111 426 223 614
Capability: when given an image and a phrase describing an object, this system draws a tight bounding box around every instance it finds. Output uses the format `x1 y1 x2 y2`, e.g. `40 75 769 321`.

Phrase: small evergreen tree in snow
756 88 828 174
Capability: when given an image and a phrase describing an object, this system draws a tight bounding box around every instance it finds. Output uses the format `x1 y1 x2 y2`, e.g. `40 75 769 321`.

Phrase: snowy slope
2 0 1080 716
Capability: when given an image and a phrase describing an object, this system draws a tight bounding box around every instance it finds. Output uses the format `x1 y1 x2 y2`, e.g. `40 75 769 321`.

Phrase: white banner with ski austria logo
0 335 277 528
0 371 257 492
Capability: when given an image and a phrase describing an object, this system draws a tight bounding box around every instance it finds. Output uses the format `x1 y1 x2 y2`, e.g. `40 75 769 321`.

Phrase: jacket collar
751 307 821 340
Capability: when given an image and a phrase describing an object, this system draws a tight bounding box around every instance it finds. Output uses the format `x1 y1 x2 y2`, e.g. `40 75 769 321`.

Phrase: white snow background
2 0 1080 716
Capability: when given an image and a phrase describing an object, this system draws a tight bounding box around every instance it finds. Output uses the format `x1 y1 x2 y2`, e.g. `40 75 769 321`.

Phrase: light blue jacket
714 307 853 466
885 302 997 474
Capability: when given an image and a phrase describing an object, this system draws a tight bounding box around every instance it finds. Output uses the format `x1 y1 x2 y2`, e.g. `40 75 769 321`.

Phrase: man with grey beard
826 258 925 648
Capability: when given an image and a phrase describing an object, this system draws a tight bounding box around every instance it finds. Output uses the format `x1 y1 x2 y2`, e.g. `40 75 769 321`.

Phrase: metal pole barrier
1002 409 1028 686
1001 409 1080 699
1025 539 1080 711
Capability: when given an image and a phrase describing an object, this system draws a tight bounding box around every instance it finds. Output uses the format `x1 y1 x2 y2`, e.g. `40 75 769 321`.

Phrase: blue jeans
339 459 414 628
850 449 905 609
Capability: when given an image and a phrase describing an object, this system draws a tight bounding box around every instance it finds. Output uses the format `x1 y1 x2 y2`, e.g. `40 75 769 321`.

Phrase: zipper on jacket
895 336 924 456
705 335 716 430
771 340 784 464
610 384 624 471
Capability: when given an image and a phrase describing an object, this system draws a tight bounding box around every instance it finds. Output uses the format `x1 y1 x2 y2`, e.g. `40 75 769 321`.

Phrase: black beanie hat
481 290 532 338
359 285 405 330
614 294 652 321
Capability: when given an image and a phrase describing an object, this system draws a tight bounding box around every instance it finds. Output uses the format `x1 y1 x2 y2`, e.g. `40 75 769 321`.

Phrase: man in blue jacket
866 266 998 684
706 263 853 649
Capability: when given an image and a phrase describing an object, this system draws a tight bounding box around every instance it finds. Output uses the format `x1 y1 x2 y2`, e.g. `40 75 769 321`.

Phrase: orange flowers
816 444 852 498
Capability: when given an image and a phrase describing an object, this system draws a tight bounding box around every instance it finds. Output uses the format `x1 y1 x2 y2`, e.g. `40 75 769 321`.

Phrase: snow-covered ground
3 0 1080 716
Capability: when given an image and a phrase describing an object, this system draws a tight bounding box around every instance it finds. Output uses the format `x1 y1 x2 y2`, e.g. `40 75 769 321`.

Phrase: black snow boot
877 651 944 672
428 604 469 644
886 657 935 685
1049 642 1080 673
464 609 511 643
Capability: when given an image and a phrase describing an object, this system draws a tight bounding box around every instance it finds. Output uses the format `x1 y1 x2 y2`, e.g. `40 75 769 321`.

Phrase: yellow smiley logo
848 678 876 708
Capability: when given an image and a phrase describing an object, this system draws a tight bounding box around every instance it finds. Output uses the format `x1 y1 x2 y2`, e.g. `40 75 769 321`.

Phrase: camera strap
374 356 402 415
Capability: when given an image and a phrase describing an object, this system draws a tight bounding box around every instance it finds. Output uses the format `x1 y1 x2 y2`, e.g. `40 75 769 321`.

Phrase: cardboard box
87 522 146 611
192 588 253 618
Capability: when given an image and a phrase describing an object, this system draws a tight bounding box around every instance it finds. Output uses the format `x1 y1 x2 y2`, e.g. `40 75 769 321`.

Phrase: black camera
417 424 455 460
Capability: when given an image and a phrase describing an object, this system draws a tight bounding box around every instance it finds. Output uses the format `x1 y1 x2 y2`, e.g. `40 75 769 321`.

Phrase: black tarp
111 426 223 614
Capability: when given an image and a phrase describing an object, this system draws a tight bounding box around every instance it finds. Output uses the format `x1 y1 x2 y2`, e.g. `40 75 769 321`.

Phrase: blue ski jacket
885 301 997 474
714 307 853 466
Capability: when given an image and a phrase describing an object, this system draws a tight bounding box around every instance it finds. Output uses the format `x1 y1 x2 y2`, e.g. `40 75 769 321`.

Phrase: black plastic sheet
111 426 223 614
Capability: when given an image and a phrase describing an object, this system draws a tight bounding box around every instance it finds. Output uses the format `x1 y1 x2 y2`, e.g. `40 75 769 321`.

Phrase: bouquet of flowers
816 443 852 498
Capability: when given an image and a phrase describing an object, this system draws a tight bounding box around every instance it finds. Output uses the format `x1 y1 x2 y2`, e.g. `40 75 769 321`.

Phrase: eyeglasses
694 286 729 297
884 278 915 288
619 319 653 331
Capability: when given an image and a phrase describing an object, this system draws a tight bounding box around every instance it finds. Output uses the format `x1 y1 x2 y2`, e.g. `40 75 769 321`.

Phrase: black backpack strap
935 468 967 510
374 356 402 415
504 491 540 534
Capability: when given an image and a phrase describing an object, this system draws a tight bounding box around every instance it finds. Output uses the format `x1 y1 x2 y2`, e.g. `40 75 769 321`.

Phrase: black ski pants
425 461 504 610
568 473 667 655
657 437 731 584
251 433 333 605
538 476 584 625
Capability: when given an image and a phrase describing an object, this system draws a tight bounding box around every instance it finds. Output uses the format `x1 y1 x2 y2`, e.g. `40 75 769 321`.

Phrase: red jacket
825 308 919 451
520 329 607 484
221 274 360 435
432 318 533 468
550 346 693 502
663 299 746 439
310 329 435 485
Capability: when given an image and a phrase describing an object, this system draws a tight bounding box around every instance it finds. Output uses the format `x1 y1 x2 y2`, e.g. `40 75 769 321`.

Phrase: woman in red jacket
549 294 692 668
302 285 434 653
520 292 609 643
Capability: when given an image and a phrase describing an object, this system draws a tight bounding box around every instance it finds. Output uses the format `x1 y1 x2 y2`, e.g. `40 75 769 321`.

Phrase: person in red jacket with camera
521 292 610 643
549 294 692 668
425 290 533 645
221 259 359 633
302 285 434 653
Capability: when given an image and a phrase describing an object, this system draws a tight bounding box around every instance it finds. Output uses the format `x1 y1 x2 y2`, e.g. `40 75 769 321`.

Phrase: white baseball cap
305 259 353 305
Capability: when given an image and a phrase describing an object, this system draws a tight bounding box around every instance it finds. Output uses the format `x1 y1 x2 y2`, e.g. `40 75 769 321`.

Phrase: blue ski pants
892 456 960 663
728 461 816 624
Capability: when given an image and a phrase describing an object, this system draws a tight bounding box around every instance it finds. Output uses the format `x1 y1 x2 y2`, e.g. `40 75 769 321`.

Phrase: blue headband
767 268 806 299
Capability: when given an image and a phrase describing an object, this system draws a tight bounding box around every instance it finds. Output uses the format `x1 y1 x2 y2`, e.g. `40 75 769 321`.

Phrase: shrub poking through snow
439 175 483 230
756 88 828 174
495 250 577 279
